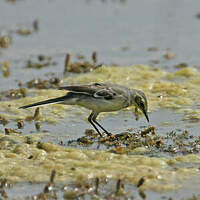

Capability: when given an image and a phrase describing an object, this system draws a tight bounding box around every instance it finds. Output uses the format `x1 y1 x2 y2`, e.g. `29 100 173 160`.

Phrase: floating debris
163 52 176 60
6 0 18 3
0 189 8 199
94 177 99 195
6 88 26 99
33 19 39 31
77 136 94 146
25 107 41 122
0 35 12 48
140 126 156 137
25 55 56 69
0 88 26 101
0 178 11 188
92 51 97 64
135 107 139 121
115 179 125 195
64 53 71 73
0 179 10 199
25 77 61 89
0 61 10 77
68 127 200 156
65 61 97 73
17 120 24 129
195 12 200 19
84 129 98 137
147 47 160 51
33 107 41 121
138 189 146 200
35 122 41 131
5 128 21 135
16 28 32 36
0 116 9 126
16 19 39 36
43 170 56 193
25 170 58 200
64 53 101 73
76 53 85 60
151 59 160 64
175 62 188 69
38 54 45 62
120 46 130 51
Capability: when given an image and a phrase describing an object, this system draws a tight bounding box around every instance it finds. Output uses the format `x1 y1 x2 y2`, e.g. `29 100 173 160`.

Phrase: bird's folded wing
59 83 115 99
59 85 98 95
94 89 114 99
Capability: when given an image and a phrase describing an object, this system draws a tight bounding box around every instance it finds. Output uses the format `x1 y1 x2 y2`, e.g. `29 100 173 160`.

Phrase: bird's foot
105 132 116 140
105 132 112 136
98 133 115 142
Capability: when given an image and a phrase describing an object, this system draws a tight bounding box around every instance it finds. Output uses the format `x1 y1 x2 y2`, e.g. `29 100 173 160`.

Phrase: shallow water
1 0 200 89
4 181 200 200
0 0 200 199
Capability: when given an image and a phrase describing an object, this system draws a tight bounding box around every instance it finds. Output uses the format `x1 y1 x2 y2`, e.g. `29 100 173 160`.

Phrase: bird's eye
140 102 144 108
94 83 101 86
135 96 142 104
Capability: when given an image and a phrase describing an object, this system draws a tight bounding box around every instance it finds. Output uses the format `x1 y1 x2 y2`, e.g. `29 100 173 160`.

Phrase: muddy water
0 0 200 199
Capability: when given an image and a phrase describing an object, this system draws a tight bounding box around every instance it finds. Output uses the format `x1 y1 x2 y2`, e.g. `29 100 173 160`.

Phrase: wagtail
19 83 149 137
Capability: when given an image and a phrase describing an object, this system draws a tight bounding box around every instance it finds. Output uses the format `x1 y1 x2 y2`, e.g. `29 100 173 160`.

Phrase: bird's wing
59 83 116 99
94 89 115 99
59 84 100 95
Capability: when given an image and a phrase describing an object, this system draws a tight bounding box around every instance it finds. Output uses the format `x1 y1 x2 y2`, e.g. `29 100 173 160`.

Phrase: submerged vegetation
0 132 200 192
0 64 199 124
69 127 200 156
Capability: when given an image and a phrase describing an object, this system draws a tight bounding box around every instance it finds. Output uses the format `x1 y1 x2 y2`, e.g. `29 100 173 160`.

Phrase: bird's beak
143 110 149 122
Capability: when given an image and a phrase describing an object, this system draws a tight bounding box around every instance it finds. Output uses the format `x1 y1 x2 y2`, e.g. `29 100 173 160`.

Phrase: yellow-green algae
0 65 200 192
0 89 71 123
0 65 199 123
0 133 200 192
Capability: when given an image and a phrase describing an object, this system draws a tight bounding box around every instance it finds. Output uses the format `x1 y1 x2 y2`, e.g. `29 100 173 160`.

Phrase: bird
19 83 149 137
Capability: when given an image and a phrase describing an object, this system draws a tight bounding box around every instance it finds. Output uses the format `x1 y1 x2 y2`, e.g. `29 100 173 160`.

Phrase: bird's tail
19 95 67 109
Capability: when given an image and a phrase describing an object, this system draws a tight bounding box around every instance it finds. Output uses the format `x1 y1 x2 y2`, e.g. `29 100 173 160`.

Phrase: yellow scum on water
0 65 200 191
0 133 200 191
0 65 199 123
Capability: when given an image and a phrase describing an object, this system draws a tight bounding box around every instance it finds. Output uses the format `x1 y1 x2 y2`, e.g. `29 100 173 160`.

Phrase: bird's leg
92 113 111 136
88 112 102 137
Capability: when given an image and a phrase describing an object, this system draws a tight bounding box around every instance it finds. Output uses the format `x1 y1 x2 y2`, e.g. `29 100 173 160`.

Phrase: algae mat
0 65 200 192
0 133 200 192
0 65 199 123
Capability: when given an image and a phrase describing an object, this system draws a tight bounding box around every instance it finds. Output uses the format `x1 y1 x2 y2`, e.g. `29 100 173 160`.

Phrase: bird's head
132 90 149 122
